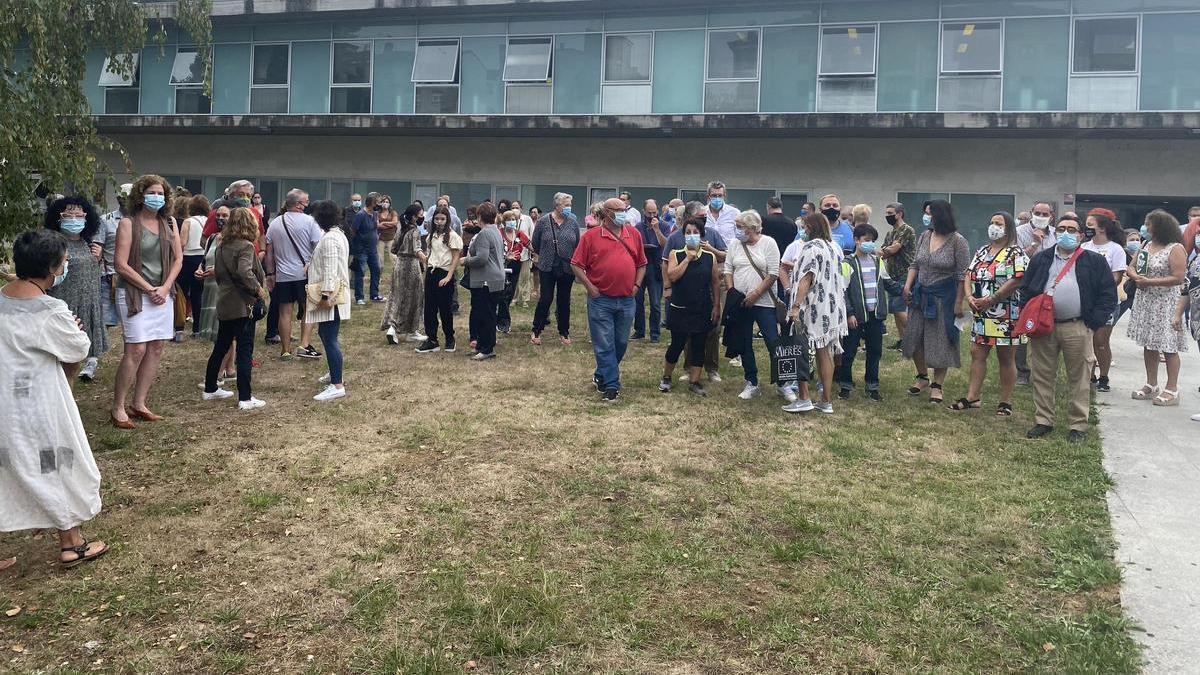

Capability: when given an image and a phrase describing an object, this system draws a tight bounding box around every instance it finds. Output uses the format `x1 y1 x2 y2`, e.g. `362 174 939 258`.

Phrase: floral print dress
968 244 1028 346
1128 242 1188 353
791 238 847 353
381 226 425 335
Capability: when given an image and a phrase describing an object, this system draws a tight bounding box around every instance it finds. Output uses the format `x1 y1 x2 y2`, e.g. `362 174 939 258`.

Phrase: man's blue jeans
352 248 381 301
633 263 663 340
587 295 635 392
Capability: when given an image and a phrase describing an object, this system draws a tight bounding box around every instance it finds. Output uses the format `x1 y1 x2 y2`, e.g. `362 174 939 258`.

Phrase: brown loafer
129 408 163 422
110 414 137 430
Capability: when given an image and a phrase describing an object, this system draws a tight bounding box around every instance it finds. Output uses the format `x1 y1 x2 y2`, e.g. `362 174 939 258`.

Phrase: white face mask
1031 215 1051 230
987 224 1006 241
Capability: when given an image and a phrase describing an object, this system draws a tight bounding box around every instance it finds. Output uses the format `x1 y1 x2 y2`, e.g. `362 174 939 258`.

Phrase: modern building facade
57 0 1200 241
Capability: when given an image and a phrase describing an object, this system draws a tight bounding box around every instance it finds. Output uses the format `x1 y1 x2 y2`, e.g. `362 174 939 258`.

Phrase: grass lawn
1 282 1139 673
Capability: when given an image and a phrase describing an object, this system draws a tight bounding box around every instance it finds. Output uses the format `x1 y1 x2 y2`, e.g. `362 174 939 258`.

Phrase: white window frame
602 32 653 84
939 21 1004 75
502 36 554 82
412 39 461 84
817 24 879 77
99 54 139 87
171 47 211 114
703 28 762 113
1070 15 1140 76
330 40 373 113
250 43 290 114
504 83 553 114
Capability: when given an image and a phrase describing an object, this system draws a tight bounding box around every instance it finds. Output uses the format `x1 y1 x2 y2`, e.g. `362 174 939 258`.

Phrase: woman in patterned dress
948 211 1027 416
381 204 427 344
785 211 848 415
1126 209 1188 406
44 196 109 383
902 200 971 404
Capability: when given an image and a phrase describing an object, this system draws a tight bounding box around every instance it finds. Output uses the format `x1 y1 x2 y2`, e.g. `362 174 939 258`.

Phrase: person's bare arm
572 263 599 298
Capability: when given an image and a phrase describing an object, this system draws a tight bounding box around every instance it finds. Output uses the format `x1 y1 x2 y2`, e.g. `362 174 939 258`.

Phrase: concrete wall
101 133 1200 217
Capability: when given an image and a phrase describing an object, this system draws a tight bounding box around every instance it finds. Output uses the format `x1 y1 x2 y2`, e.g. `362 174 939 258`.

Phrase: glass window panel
413 40 459 83
461 36 505 114
941 22 1001 73
620 187 679 213
283 179 327 201
175 88 210 113
942 0 1069 17
138 47 174 114
212 43 251 114
289 41 330 114
170 48 205 85
653 30 704 113
353 181 412 206
213 25 253 43
104 88 139 114
553 33 602 114
373 39 416 114
331 181 354 206
604 11 704 32
704 81 759 113
253 23 329 42
724 189 776 214
590 188 618 204
897 192 951 217
1140 13 1200 111
822 0 939 22
951 194 1015 248
413 184 438 209
99 54 138 86
1003 17 1069 111
817 77 876 112
604 34 652 82
416 85 459 114
680 189 708 203
780 193 811 221
251 88 288 113
707 29 760 80
527 186 585 217
253 44 289 85
602 84 652 115
508 16 603 35
182 178 204 194
506 84 552 114
334 23 416 39
257 180 280 214
938 76 1001 111
503 37 553 82
709 3 819 27
84 50 107 113
418 19 507 38
332 41 371 84
1073 18 1137 73
820 26 877 76
878 21 938 112
330 87 371 113
760 25 818 113
495 185 521 203
441 183 492 212
1068 76 1139 111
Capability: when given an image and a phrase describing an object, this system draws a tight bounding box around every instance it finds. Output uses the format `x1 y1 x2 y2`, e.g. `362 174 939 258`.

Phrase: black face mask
885 214 898 227
464 224 482 235
215 218 228 230
822 207 841 223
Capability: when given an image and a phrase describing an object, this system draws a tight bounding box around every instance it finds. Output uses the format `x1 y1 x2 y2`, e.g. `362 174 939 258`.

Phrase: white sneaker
815 400 834 414
238 397 266 411
1190 412 1200 422
738 382 760 400
777 385 798 403
385 326 398 345
318 373 331 385
729 356 742 368
202 388 234 401
707 370 723 383
313 385 346 402
783 399 815 414
408 332 427 342
78 357 98 381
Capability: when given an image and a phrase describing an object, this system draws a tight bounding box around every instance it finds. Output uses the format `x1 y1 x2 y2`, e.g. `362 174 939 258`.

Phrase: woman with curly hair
43 195 109 382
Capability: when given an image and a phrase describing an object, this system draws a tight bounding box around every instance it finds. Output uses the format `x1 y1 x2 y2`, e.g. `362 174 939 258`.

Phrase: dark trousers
532 270 574 338
734 306 780 386
469 286 500 354
424 268 455 344
265 289 304 340
633 263 663 340
205 316 255 401
179 255 204 333
497 260 521 331
835 316 885 391
666 329 708 368
352 248 381 301
318 309 343 385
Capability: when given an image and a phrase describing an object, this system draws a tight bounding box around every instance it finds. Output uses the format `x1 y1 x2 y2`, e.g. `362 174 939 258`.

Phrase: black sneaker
889 340 903 351
867 390 884 402
592 375 603 393
602 388 619 403
444 339 456 353
1067 430 1087 443
1027 424 1054 439
688 382 707 397
630 333 646 341
265 335 282 345
1096 376 1110 392
296 345 321 359
837 388 851 400
415 340 440 354
659 377 671 393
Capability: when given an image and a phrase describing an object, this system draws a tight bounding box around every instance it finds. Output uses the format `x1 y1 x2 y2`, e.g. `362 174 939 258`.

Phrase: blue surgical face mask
799 208 809 217
562 206 573 217
1057 232 1080 251
922 214 933 228
709 197 724 211
352 200 363 209
61 217 86 235
1126 240 1141 254
684 234 701 249
53 259 69 287
860 241 877 254
1140 225 1150 240
794 229 808 242
504 221 516 231
734 229 748 243
418 224 428 237
614 211 629 226
143 194 165 212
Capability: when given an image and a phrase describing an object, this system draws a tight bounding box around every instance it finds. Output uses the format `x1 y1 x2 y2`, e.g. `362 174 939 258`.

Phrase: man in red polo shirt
571 197 648 402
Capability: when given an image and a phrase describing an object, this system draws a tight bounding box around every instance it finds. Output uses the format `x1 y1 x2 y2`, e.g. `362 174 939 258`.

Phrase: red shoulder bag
1014 248 1083 338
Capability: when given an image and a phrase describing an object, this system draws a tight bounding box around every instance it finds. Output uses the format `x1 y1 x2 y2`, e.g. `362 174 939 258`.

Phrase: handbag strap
279 213 310 267
741 241 783 308
1047 247 1083 295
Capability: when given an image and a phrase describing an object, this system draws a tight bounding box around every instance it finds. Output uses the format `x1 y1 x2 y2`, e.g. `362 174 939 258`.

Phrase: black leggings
532 270 574 338
205 316 255 401
179 255 205 332
666 329 708 368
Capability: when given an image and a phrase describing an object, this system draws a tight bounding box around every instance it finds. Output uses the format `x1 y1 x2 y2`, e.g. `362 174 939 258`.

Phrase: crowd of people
4 173 1200 569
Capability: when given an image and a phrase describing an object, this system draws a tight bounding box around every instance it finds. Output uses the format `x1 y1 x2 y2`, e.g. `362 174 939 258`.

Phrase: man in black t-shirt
759 197 796 256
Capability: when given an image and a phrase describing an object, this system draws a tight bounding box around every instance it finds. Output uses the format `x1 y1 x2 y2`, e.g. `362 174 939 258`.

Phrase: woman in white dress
1 229 109 569
110 175 183 429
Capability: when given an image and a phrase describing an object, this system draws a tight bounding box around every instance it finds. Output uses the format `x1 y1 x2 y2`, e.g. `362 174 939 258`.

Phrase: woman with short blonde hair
851 203 872 224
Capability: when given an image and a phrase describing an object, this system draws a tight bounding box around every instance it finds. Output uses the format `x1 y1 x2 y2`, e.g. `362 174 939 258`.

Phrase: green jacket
844 254 889 323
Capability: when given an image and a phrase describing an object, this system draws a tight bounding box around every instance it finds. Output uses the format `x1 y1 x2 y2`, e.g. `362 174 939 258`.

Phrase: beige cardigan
305 228 351 323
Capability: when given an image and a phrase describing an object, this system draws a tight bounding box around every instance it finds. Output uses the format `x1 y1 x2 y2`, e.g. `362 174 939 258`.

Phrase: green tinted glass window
460 37 505 114
553 33 602 114
877 21 937 112
1002 17 1068 111
374 39 415 114
760 25 818 113
951 194 1015 248
289 42 330 114
653 30 704 113
283 179 328 201
212 43 251 113
1140 13 1200 111
441 183 492 211
138 47 173 114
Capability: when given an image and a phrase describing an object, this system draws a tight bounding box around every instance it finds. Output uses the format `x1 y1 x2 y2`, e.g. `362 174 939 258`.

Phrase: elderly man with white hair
529 192 581 345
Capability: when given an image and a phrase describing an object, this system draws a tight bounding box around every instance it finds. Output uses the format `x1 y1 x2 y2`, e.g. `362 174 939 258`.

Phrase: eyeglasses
1055 225 1081 234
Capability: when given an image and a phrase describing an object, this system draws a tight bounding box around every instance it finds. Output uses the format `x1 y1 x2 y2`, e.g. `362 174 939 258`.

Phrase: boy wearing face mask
835 224 888 401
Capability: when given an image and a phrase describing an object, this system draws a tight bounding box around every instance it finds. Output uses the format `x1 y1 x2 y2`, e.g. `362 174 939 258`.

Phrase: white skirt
116 288 175 343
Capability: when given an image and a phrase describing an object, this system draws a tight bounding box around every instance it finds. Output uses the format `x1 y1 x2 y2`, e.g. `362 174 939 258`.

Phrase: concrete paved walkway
1099 328 1200 673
